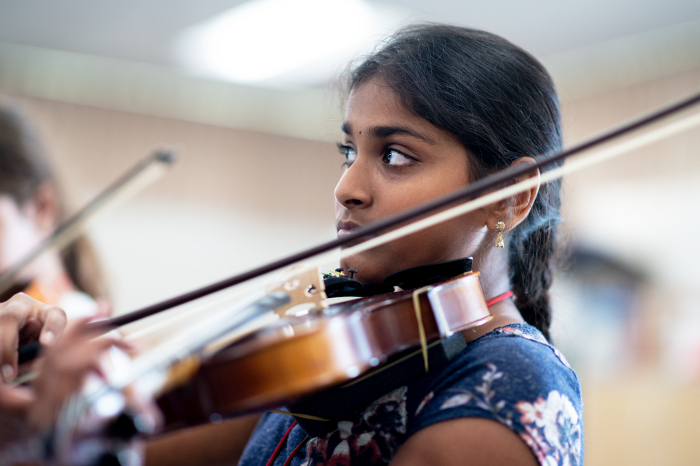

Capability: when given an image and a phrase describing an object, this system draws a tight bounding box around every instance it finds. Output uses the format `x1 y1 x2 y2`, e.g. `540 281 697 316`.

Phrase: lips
337 220 361 238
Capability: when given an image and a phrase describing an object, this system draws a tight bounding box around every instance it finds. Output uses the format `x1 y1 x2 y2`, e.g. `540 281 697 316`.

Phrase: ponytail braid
508 179 562 340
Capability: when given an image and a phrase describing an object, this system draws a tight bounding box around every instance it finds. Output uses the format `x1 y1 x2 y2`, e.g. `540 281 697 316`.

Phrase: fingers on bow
28 319 132 431
0 293 67 382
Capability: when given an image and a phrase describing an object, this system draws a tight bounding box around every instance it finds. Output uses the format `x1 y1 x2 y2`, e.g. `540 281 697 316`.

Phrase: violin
156 265 491 430
16 261 492 465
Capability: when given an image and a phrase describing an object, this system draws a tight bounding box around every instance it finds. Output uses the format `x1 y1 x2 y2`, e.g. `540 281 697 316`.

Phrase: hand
0 293 67 413
27 318 131 432
28 320 160 466
1 319 149 466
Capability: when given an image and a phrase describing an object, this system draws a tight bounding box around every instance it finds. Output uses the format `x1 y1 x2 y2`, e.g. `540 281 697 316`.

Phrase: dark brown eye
382 149 413 166
337 144 357 166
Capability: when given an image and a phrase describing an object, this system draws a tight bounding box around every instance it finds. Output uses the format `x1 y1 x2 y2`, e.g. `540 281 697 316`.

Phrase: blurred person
0 25 582 466
0 106 109 314
0 105 109 443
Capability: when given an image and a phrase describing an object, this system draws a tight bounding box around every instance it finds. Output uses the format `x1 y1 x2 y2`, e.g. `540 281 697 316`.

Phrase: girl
0 24 582 466
237 24 581 466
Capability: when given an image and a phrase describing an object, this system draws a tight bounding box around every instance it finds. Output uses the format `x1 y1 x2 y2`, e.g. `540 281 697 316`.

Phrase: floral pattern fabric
239 323 583 466
302 387 408 466
516 390 582 466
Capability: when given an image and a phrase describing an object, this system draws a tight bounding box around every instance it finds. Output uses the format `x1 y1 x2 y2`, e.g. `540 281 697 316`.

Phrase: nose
334 159 372 209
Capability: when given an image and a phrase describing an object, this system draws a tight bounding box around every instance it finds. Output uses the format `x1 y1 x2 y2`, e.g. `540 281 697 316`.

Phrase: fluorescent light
174 0 407 87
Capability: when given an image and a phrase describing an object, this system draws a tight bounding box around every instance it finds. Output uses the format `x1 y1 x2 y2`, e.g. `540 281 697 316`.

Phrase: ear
484 157 540 234
28 182 61 233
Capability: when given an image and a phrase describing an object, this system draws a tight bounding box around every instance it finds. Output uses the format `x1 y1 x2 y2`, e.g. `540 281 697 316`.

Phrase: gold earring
495 221 505 248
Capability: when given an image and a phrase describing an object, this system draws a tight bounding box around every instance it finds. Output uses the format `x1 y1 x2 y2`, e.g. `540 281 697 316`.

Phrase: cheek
384 170 468 213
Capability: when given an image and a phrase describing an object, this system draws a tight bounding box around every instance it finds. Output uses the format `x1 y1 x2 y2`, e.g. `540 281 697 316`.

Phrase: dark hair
0 106 108 300
349 24 562 340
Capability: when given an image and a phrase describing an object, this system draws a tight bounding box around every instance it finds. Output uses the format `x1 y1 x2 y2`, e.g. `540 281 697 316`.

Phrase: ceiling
0 0 699 67
0 0 699 140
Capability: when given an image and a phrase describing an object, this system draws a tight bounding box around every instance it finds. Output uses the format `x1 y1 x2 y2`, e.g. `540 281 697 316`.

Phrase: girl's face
335 78 490 284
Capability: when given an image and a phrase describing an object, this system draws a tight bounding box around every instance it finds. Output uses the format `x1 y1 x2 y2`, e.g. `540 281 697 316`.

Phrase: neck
461 241 524 342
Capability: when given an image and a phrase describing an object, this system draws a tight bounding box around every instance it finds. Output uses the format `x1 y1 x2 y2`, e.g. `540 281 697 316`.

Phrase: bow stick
15 89 700 367
102 89 700 329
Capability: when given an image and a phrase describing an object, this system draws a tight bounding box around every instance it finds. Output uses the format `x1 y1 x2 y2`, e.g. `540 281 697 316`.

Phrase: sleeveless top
239 323 584 466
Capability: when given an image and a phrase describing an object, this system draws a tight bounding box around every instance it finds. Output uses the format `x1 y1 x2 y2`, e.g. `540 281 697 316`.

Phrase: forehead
346 78 411 119
344 78 428 132
342 78 462 149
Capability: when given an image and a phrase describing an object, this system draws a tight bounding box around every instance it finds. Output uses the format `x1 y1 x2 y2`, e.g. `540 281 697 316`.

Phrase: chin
339 255 387 285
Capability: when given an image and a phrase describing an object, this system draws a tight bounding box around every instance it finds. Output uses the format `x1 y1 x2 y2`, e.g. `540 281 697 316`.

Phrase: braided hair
349 24 562 340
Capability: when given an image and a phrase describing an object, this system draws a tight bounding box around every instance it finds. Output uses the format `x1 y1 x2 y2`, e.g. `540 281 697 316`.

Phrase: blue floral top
239 324 583 466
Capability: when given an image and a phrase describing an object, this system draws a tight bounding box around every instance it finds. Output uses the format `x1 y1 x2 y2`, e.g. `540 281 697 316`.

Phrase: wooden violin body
157 272 492 428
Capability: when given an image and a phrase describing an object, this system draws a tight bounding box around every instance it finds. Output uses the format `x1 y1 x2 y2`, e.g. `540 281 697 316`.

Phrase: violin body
157 272 491 428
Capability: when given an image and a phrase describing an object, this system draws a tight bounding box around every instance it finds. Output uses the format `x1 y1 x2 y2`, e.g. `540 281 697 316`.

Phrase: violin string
109 292 280 391
338 108 700 261
11 298 280 394
121 278 269 342
118 263 325 354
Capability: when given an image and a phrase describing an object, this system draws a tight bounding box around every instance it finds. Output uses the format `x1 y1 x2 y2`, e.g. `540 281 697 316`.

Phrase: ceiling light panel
173 0 409 88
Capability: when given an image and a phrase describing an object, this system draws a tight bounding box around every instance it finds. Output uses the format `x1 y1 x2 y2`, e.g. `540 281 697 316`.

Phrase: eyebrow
341 122 435 144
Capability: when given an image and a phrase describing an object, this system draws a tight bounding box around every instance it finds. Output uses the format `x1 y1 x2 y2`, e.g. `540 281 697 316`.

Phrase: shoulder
406 324 583 466
391 417 538 466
